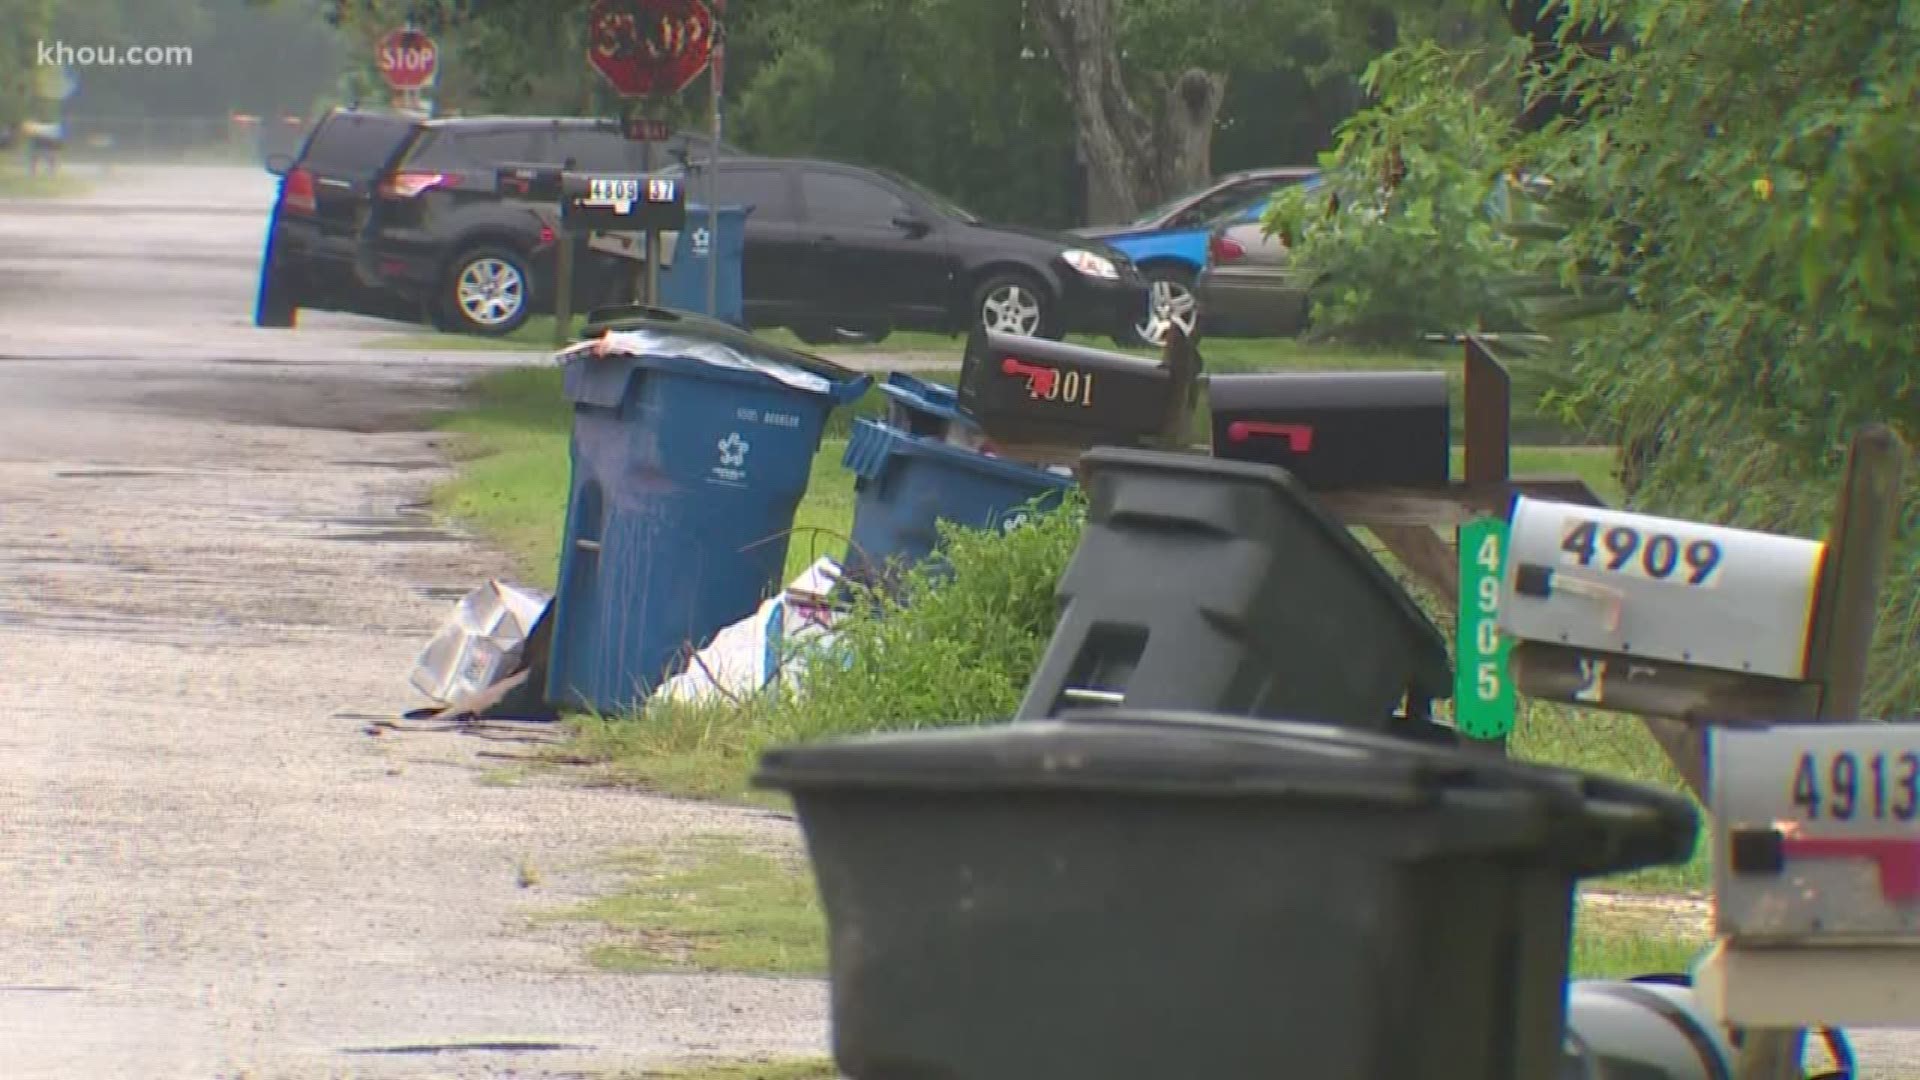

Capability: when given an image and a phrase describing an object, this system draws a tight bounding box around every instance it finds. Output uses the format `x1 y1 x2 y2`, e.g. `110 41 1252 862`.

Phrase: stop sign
376 28 438 91
586 0 715 98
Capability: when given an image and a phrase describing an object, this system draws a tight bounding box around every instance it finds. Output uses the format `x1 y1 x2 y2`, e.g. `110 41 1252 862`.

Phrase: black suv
683 157 1147 343
258 108 424 326
357 115 733 335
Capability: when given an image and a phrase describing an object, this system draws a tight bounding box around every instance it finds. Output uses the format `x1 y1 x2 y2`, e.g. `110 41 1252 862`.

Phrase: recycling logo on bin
711 431 751 486
691 228 710 257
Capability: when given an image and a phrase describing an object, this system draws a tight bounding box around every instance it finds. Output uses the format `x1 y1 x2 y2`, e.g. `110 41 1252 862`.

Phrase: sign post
586 0 716 312
375 27 438 112
1455 516 1517 742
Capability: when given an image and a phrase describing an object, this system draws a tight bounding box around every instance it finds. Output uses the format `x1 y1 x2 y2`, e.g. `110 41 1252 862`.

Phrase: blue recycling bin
545 340 870 714
657 203 749 327
840 418 1076 584
878 372 981 442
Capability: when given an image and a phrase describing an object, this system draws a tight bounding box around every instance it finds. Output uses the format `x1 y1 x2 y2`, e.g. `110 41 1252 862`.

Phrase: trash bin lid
1081 446 1453 690
573 304 863 385
754 711 1697 876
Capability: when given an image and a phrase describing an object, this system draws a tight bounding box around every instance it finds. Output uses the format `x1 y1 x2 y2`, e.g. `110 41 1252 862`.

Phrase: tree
0 0 57 128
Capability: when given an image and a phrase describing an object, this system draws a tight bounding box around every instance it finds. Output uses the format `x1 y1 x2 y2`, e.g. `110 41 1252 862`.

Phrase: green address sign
1455 516 1517 740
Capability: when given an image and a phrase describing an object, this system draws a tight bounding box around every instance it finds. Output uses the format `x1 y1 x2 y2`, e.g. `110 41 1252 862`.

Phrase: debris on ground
655 557 845 705
410 580 552 705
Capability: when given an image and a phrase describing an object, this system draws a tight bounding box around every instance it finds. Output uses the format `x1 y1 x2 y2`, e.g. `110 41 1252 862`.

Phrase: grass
561 836 826 976
0 159 89 198
562 833 1706 982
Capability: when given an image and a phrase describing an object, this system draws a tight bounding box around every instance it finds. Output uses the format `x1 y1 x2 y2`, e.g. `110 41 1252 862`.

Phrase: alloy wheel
1135 277 1199 346
981 283 1044 336
456 257 526 327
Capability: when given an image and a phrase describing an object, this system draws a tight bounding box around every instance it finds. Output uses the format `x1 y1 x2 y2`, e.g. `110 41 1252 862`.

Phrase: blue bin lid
563 308 872 406
843 418 1078 488
878 372 979 429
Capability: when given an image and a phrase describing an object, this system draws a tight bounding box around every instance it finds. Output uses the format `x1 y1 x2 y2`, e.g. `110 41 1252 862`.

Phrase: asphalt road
0 165 827 1078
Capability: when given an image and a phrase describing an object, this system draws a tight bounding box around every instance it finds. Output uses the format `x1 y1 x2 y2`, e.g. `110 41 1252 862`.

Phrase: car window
297 112 417 177
800 170 911 227
707 167 795 221
402 128 540 170
546 127 630 171
1172 180 1282 228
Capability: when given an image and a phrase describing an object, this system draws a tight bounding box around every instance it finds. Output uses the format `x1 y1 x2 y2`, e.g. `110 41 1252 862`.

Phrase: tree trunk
1028 0 1225 222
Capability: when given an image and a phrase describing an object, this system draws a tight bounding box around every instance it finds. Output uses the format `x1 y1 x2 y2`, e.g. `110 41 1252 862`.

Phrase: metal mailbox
560 171 688 233
1500 497 1825 681
1713 723 1920 940
956 330 1199 450
1207 370 1450 491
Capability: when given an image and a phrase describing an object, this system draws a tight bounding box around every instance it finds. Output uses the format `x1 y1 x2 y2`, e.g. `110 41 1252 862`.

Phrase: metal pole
641 131 658 307
707 0 725 319
554 226 575 347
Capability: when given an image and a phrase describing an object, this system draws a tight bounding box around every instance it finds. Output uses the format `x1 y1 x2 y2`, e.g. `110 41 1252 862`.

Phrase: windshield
878 168 979 223
1129 192 1192 227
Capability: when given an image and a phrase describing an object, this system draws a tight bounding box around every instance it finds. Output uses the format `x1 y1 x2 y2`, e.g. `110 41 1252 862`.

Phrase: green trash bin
755 711 1698 1080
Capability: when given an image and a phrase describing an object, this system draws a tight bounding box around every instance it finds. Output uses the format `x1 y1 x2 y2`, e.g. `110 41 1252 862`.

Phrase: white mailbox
1713 723 1920 939
1500 497 1825 681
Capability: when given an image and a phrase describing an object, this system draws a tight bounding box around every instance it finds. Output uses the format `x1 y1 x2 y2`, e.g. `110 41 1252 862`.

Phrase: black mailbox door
960 332 1175 446
1209 371 1450 490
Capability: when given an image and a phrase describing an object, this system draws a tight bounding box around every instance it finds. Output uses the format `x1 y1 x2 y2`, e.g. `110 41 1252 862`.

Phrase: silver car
1195 213 1312 338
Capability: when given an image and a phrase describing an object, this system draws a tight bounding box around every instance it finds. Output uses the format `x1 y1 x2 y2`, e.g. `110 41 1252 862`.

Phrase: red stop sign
376 28 438 91
586 0 715 98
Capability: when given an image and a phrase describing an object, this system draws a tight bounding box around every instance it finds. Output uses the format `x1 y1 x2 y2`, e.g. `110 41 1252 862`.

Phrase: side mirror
893 213 932 237
264 152 294 177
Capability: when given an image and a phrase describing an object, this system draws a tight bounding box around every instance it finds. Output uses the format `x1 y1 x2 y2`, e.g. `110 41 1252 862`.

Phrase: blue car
1074 167 1320 345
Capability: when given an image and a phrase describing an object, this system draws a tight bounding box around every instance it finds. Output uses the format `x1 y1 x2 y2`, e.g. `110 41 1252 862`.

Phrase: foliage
1522 0 1920 714
0 0 56 127
1266 40 1527 346
762 491 1087 743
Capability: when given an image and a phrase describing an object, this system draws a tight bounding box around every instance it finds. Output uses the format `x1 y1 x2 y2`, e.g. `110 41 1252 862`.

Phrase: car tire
438 245 534 337
790 321 893 347
1119 264 1200 348
972 271 1060 340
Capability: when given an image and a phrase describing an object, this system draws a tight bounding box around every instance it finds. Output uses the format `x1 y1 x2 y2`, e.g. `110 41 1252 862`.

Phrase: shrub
1266 40 1526 347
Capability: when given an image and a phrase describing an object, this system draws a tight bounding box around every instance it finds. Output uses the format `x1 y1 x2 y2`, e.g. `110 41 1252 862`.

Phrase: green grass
0 160 89 198
561 836 826 976
562 833 1704 982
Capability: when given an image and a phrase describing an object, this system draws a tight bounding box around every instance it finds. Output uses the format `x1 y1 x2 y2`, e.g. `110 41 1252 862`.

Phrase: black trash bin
1015 446 1453 731
754 711 1699 1080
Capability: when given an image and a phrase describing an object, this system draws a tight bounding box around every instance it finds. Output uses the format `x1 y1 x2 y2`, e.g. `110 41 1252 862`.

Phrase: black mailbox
1208 370 1450 490
957 330 1201 450
560 171 688 232
495 162 564 202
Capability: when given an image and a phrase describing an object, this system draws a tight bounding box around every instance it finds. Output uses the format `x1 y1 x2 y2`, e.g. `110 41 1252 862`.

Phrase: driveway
0 166 826 1078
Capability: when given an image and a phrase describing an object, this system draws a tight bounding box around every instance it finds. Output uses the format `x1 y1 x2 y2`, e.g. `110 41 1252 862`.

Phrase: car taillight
1209 233 1246 265
283 167 317 215
380 171 457 198
538 224 556 245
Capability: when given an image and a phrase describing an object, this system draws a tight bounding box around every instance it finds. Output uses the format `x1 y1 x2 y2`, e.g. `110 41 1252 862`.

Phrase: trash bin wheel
973 270 1061 340
438 244 534 337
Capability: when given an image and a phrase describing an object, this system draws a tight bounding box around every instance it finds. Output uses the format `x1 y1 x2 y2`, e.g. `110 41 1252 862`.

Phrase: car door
794 167 953 325
703 164 808 325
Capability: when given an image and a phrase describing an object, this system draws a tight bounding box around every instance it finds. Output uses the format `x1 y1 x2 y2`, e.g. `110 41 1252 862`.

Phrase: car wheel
973 272 1059 339
254 264 297 329
439 245 533 336
1121 265 1200 348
